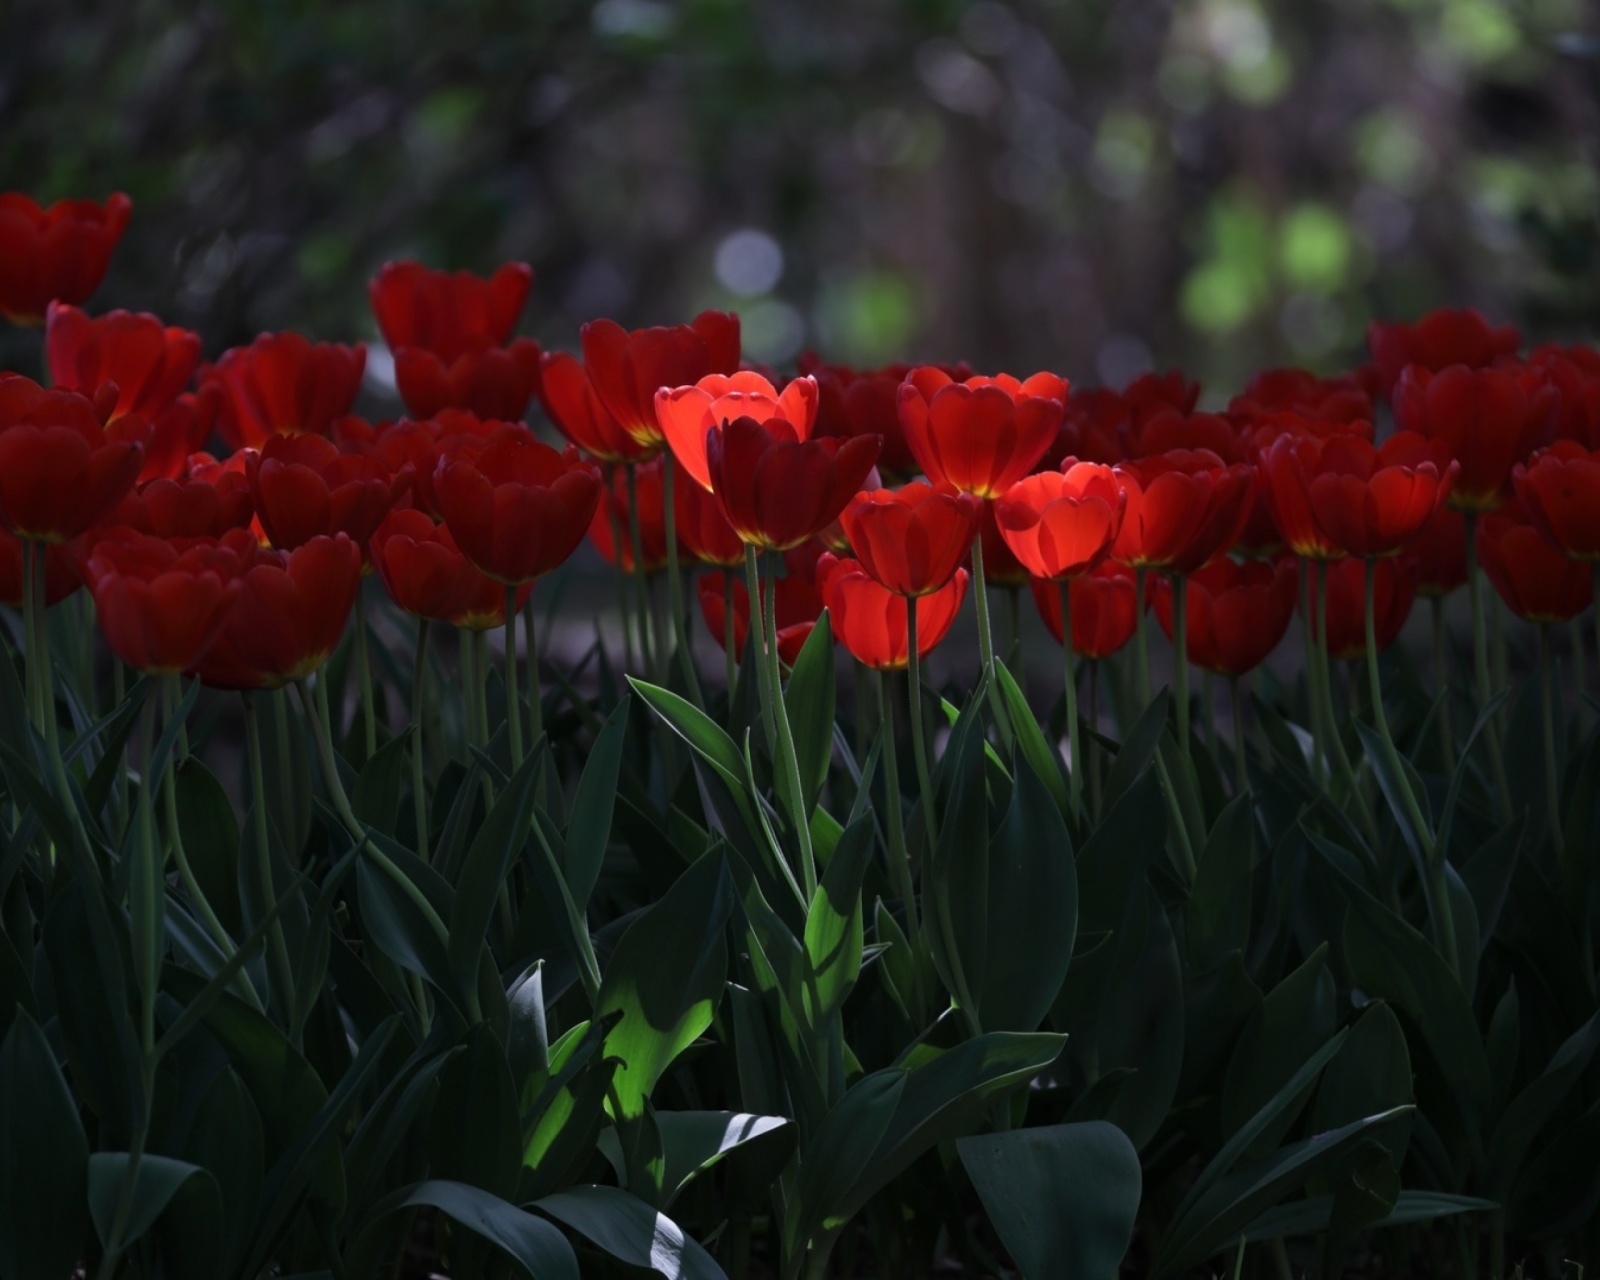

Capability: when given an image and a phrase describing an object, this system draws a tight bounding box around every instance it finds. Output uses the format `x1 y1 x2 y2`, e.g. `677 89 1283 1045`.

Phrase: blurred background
3 0 1598 401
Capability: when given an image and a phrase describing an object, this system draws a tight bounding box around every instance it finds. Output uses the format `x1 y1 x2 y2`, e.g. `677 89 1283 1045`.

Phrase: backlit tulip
46 303 202 423
698 571 822 667
840 481 980 596
434 425 602 584
976 501 1030 587
1151 556 1298 677
588 456 674 573
995 462 1126 581
897 367 1067 497
1029 561 1141 659
1367 307 1520 396
1512 441 1600 562
202 332 367 450
85 531 241 674
0 376 145 542
246 433 411 555
539 349 654 463
0 192 131 324
819 553 968 671
1300 433 1456 559
657 371 818 491
369 260 533 360
1110 449 1255 575
674 460 745 567
370 507 516 624
580 311 740 447
705 416 880 552
803 357 938 474
1477 507 1594 623
1313 556 1419 661
1124 410 1242 462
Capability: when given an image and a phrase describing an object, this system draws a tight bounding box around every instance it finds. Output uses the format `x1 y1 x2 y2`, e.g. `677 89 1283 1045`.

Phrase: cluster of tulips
4 192 1600 849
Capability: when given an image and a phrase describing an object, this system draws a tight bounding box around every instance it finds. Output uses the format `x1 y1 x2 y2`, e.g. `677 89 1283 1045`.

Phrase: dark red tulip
1476 505 1594 623
347 413 500 520
995 462 1126 581
202 332 367 450
1257 428 1363 560
111 471 254 540
839 481 981 597
1124 410 1243 462
658 371 817 491
674 459 745 567
370 507 523 626
46 303 202 425
1527 344 1600 448
369 260 533 361
1228 367 1374 425
191 532 363 689
0 375 145 542
1124 369 1203 423
393 340 543 422
698 571 822 666
538 350 655 463
1407 506 1469 598
1314 556 1419 661
433 424 602 584
86 530 241 674
0 192 131 324
1030 561 1141 659
1046 386 1128 468
819 553 967 671
801 357 935 475
1392 363 1556 510
1151 556 1298 677
1110 449 1255 575
139 385 222 483
897 368 1067 498
1511 441 1600 563
1367 307 1520 396
0 529 81 607
580 311 741 447
1299 432 1457 559
246 433 411 556
705 415 879 552
588 456 674 573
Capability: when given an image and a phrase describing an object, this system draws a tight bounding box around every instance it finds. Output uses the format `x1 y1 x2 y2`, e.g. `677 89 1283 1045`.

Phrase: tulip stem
132 692 160 1057
1572 613 1589 720
355 589 377 760
877 670 919 954
1230 676 1248 797
472 629 495 809
243 692 299 1027
722 571 738 712
1134 567 1151 706
504 587 524 771
1431 597 1457 773
1314 561 1372 839
523 594 544 749
763 551 818 900
1365 559 1457 974
907 594 939 848
625 464 657 680
1592 564 1600 702
1465 512 1514 820
26 540 93 860
605 464 637 672
22 540 41 732
1302 559 1326 790
661 450 704 708
412 621 430 863
970 535 1012 751
1057 581 1082 823
744 546 778 761
1172 572 1190 751
1005 585 1025 698
1538 624 1565 857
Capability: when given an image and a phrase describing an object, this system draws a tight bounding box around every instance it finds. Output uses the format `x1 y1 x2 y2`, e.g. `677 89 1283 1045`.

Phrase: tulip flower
46 303 202 423
1228 367 1374 425
1030 560 1141 659
1045 386 1128 469
1512 441 1600 563
1408 506 1469 599
1527 344 1600 449
1123 410 1243 462
657 371 818 493
139 386 222 483
0 192 131 324
1367 307 1520 396
588 456 673 573
580 311 741 448
85 531 242 675
840 481 981 597
202 332 367 450
246 433 412 557
370 507 521 625
111 472 255 540
896 368 1067 499
539 349 655 464
1283 432 1456 561
674 460 745 568
1477 507 1594 625
1312 555 1418 662
698 571 822 669
1110 449 1255 575
1392 364 1557 511
820 553 966 672
393 340 543 422
1152 556 1298 678
803 357 934 475
369 260 533 359
995 463 1125 583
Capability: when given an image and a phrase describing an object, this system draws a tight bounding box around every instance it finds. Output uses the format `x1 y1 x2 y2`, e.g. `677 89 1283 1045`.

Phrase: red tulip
1527 344 1600 448
0 192 131 324
1313 556 1419 661
1110 449 1255 575
246 433 411 556
538 350 655 463
1512 441 1600 562
1477 505 1594 623
897 368 1067 498
393 340 543 422
657 371 818 491
1151 556 1298 676
0 375 145 542
348 413 499 520
839 481 981 597
1047 386 1128 468
139 386 222 483
1029 561 1141 659
1228 367 1375 425
201 332 367 450
433 424 602 584
46 303 201 425
1124 410 1243 462
996 462 1126 581
819 553 968 671
1392 363 1556 511
674 460 745 567
588 456 673 573
580 311 741 447
369 260 533 362
1406 506 1469 598
370 507 517 625
705 415 880 552
1367 307 1520 396
1257 430 1358 560
697 571 822 666
976 501 1030 587
191 532 362 689
85 530 241 674
111 471 255 540
802 357 937 474
1299 432 1457 559
0 529 81 607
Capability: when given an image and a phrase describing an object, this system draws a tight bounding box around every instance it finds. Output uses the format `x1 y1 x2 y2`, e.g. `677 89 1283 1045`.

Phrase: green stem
1005 584 1025 697
355 588 377 759
877 670 918 952
1305 559 1327 790
722 570 738 712
907 594 939 847
412 621 431 863
1172 572 1190 751
1432 596 1457 773
625 463 657 679
1592 564 1600 701
244 692 299 1024
473 628 494 808
1316 561 1378 845
1465 512 1514 819
605 464 636 673
111 655 129 832
764 551 817 900
1058 580 1082 822
132 694 160 1057
1571 613 1589 722
970 534 1012 750
1134 566 1151 705
1231 675 1248 797
22 540 41 731
744 545 778 760
523 593 544 747
1539 624 1564 857
661 450 704 706
504 586 524 771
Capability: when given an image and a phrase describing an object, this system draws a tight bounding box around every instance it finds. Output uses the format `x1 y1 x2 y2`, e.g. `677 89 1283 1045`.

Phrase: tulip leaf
448 749 540 991
180 1066 265 1279
957 1121 1141 1280
1186 794 1254 972
173 756 243 935
1229 1189 1498 1247
654 1110 794 1209
995 659 1070 819
535 1184 726 1280
791 1070 906 1250
802 815 872 1026
1103 688 1170 810
352 729 413 836
629 677 747 796
428 1022 523 1201
1313 1001 1415 1167
784 610 835 814
87 1152 221 1267
565 695 631 909
1486 1009 1600 1197
374 1180 579 1280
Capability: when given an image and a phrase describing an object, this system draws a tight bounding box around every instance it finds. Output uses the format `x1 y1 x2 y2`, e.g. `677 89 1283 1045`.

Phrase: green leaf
1186 794 1254 972
957 1121 1141 1280
1323 1142 1402 1276
802 816 871 1026
87 1153 220 1263
0 1010 88 1280
995 659 1070 818
1231 1189 1498 1246
1487 1009 1600 1197
598 852 733 1118
384 1180 578 1280
565 695 630 908
784 610 835 814
1353 720 1433 861
1103 688 1170 809
1313 1002 1414 1167
1076 768 1164 934
180 1066 264 1279
429 1022 524 1200
357 856 456 1007
655 1111 793 1209
352 730 412 836
173 758 243 935
535 1184 726 1280
630 678 747 794
927 711 990 1011
448 750 540 992
790 1070 906 1249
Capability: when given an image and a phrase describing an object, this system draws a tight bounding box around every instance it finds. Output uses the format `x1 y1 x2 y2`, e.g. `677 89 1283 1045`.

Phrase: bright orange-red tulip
658 371 818 491
897 368 1067 497
995 462 1125 581
1029 561 1141 659
819 553 967 671
840 481 981 597
580 311 740 447
1110 449 1254 575
539 350 655 463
